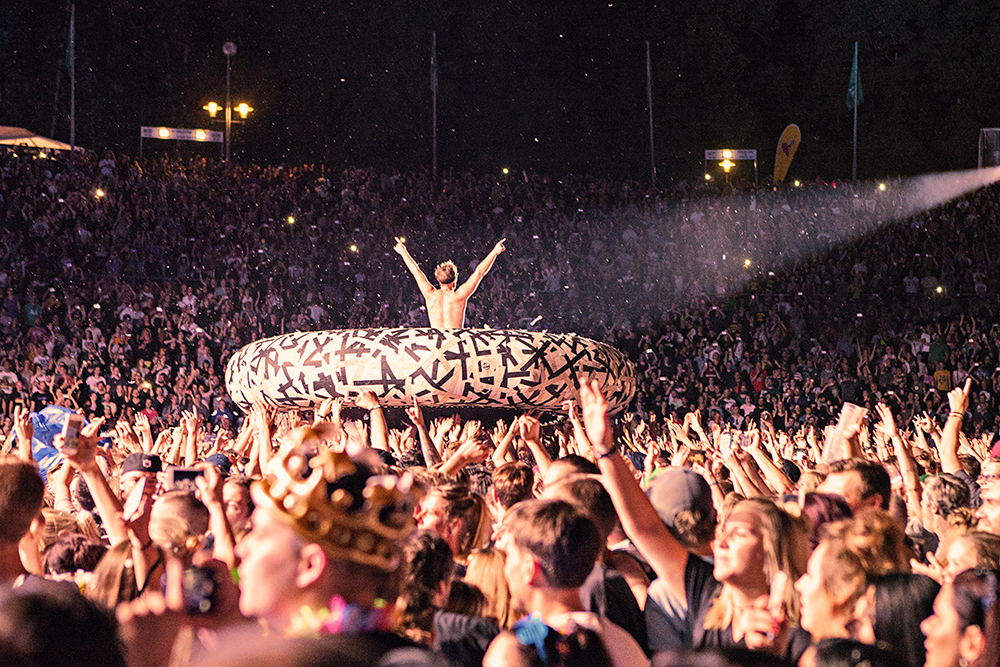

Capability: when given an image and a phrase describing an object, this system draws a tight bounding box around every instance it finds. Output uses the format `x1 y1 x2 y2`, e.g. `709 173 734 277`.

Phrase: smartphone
768 570 789 616
182 566 217 614
167 467 204 492
61 413 86 456
122 477 147 522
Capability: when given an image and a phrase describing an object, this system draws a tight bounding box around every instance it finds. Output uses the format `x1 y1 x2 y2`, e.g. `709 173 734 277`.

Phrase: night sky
4 0 1000 182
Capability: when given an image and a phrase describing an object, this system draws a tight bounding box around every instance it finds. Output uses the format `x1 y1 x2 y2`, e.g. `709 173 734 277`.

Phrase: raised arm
394 238 435 298
578 379 690 604
357 390 389 452
940 378 971 475
454 239 505 299
406 398 440 467
60 417 130 547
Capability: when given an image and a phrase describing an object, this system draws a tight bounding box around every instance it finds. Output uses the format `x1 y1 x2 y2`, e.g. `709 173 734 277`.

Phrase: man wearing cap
641 466 718 654
121 452 163 502
203 452 232 476
394 237 505 329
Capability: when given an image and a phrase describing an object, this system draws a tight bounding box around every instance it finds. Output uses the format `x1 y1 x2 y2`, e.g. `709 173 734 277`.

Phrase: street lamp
203 43 253 161
223 41 237 160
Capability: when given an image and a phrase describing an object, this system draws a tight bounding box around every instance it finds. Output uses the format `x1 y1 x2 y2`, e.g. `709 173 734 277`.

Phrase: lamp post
203 99 252 159
222 41 237 160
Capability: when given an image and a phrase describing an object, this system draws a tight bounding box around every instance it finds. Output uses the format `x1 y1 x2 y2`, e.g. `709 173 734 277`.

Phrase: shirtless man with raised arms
394 237 505 329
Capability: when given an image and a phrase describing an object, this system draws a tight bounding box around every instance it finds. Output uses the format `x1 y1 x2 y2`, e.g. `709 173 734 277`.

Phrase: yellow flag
774 124 801 185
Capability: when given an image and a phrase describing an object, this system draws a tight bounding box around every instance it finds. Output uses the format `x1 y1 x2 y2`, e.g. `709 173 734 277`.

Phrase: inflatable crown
251 426 414 572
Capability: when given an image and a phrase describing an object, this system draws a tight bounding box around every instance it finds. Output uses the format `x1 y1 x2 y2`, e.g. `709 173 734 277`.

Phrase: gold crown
251 426 414 572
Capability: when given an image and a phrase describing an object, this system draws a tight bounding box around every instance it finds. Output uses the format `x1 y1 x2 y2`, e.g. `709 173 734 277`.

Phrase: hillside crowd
0 148 998 667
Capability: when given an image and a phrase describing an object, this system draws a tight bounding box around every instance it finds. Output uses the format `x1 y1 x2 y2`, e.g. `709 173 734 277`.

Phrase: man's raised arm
394 238 435 298
455 239 505 298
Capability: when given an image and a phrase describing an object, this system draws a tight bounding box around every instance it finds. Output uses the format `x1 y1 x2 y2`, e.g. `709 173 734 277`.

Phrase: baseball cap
204 453 232 475
122 452 163 474
646 466 714 530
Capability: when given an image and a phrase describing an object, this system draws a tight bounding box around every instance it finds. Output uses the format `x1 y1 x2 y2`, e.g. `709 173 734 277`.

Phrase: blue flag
846 43 863 110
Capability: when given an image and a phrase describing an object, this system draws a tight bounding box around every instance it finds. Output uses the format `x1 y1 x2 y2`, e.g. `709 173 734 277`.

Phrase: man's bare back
394 238 505 329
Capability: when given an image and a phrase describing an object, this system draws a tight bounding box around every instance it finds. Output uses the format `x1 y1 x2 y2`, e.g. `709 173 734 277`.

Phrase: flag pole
646 41 655 192
852 41 858 183
69 2 76 156
431 31 438 182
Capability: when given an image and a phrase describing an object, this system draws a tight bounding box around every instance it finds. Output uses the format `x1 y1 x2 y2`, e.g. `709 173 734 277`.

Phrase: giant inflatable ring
225 328 635 414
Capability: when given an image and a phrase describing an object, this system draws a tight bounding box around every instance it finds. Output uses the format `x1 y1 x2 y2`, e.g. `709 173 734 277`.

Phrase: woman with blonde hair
40 508 101 550
578 380 809 656
465 548 519 629
87 540 139 608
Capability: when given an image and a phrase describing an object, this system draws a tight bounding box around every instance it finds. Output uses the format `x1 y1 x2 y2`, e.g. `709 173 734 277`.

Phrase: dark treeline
3 0 999 181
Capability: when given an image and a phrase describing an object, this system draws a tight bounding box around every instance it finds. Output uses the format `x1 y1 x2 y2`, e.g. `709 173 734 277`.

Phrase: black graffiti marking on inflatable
226 328 635 413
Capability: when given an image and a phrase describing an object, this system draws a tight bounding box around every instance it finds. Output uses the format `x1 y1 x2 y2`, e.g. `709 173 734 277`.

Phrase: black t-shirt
432 610 500 667
582 562 649 654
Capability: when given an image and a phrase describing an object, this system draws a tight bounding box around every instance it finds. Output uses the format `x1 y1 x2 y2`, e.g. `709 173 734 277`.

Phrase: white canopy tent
0 126 83 151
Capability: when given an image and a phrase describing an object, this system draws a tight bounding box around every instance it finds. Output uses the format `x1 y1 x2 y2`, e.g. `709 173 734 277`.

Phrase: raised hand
356 389 381 411
60 416 106 473
874 403 898 439
490 420 509 446
12 404 33 448
405 396 426 429
561 398 581 424
948 378 972 416
115 420 142 453
354 420 369 448
451 433 490 466
518 414 541 444
578 379 612 454
430 415 456 441
135 413 154 452
460 419 483 444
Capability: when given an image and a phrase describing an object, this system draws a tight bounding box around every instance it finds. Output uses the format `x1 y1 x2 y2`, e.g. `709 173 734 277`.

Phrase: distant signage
140 126 222 143
705 149 757 160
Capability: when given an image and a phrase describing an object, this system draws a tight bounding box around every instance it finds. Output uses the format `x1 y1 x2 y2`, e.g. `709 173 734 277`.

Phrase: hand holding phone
167 467 205 492
122 477 147 523
60 413 86 456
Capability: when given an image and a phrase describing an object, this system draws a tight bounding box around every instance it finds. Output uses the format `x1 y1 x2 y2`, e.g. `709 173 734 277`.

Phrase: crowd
0 147 999 667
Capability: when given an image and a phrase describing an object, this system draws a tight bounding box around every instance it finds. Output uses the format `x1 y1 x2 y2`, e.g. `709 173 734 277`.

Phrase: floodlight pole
647 41 656 192
225 53 232 161
852 41 858 183
223 42 237 161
